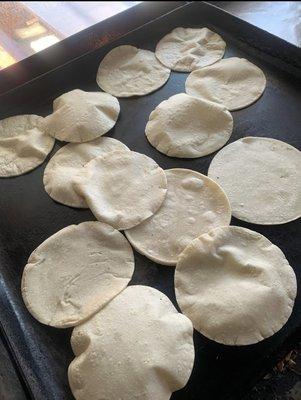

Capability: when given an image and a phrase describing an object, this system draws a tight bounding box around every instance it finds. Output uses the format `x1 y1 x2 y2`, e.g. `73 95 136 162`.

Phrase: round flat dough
44 89 120 143
74 150 167 230
175 226 297 345
96 45 170 97
0 115 54 177
185 57 266 111
43 137 129 208
155 27 226 72
208 137 301 224
21 221 134 328
146 93 233 158
68 285 195 400
125 169 231 266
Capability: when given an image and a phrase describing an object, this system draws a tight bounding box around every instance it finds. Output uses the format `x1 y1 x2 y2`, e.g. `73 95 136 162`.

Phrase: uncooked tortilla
185 57 266 111
175 226 297 346
0 115 54 177
155 27 226 72
68 285 195 400
96 45 170 97
43 137 129 208
208 137 301 224
21 221 134 328
146 93 233 158
125 169 231 266
74 150 167 230
44 89 120 142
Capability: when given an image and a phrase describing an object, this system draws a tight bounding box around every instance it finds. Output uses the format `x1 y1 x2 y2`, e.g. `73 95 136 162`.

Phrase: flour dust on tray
175 226 297 346
186 57 266 110
96 45 170 97
155 27 226 72
146 93 233 158
125 168 231 266
43 137 129 208
208 137 301 224
21 221 134 328
68 285 195 400
44 89 120 142
74 150 167 230
0 115 54 177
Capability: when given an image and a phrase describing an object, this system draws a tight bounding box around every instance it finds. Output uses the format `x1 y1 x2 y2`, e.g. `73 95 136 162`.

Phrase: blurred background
0 1 139 70
0 1 300 71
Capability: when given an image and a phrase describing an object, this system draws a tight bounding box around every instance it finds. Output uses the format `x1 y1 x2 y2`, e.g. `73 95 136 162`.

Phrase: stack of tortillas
3 21 297 400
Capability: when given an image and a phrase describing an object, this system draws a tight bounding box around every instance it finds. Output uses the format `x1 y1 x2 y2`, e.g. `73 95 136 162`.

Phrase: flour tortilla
175 226 297 345
155 27 226 72
43 137 129 208
146 93 233 158
0 115 54 177
208 137 301 224
125 169 231 266
68 285 194 400
96 45 170 97
21 221 134 328
185 57 266 111
74 150 167 230
44 89 120 142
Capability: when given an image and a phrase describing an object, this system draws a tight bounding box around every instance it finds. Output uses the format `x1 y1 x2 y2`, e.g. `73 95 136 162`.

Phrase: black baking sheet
0 2 300 400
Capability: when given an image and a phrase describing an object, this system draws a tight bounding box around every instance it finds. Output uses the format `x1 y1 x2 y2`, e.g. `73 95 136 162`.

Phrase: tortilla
68 285 195 400
96 45 170 97
74 150 167 230
175 226 297 345
146 93 233 158
44 89 120 142
155 27 226 72
43 137 129 208
21 221 134 328
185 57 266 110
125 168 231 266
0 115 54 177
208 137 301 224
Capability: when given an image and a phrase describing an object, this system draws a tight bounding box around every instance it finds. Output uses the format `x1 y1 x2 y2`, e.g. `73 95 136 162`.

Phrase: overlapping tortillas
175 226 297 346
96 45 170 97
44 89 120 143
68 285 195 400
185 57 266 110
21 221 134 328
0 115 54 177
125 169 231 266
208 137 301 224
74 151 167 230
155 27 226 72
43 137 129 208
146 93 233 158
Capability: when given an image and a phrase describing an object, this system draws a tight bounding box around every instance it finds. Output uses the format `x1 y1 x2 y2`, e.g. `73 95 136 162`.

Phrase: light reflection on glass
30 34 60 52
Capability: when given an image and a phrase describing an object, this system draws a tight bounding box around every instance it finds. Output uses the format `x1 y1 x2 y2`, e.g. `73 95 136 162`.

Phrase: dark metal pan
0 2 300 399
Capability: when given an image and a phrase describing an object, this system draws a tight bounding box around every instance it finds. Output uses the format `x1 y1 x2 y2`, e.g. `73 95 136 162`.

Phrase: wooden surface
0 336 26 400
